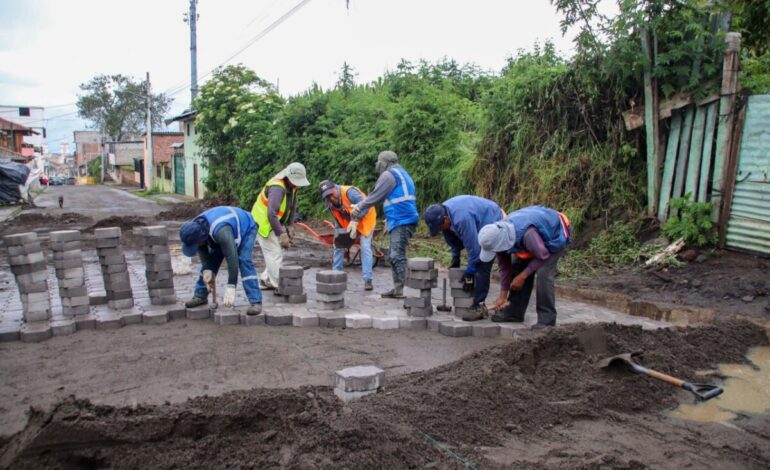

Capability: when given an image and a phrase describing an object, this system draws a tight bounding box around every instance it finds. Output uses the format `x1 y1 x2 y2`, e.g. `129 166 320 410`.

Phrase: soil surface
565 249 770 319
157 196 238 220
2 321 768 469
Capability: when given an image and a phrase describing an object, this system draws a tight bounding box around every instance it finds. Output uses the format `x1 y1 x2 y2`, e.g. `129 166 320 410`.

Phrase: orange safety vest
330 185 377 238
515 211 571 260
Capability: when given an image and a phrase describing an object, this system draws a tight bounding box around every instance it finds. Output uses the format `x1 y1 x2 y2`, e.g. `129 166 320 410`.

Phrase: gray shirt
266 185 297 236
355 169 397 214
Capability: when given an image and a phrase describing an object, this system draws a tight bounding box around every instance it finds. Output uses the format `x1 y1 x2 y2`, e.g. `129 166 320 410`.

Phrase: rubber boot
185 297 207 308
247 303 262 315
381 283 405 299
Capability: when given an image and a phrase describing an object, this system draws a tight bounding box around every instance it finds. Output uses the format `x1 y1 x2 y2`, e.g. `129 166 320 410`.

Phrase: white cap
274 162 310 187
478 220 517 262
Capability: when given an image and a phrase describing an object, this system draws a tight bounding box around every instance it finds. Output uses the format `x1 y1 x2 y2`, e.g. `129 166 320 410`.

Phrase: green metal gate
726 95 770 255
173 153 185 194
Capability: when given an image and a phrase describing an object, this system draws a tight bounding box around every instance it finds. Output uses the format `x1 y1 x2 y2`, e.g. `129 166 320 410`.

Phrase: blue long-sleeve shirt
441 195 503 273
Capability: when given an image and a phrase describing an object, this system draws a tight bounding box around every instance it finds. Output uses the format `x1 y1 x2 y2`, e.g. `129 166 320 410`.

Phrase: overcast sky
0 0 579 150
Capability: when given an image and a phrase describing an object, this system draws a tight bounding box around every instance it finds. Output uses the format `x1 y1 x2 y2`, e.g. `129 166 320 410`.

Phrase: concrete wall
182 121 207 199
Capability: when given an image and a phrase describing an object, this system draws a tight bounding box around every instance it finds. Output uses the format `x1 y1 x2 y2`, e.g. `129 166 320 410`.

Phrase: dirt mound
2 321 767 469
86 216 147 232
158 196 239 220
0 212 92 235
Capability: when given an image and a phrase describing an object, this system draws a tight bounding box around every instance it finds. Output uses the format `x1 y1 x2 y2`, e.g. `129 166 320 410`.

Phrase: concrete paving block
318 299 345 310
186 305 211 320
143 253 171 263
99 254 126 265
4 232 37 246
143 245 170 256
89 292 108 305
265 311 293 326
279 265 304 278
96 311 125 330
24 309 50 323
407 268 438 280
335 365 384 392
497 323 528 338
103 264 128 275
316 270 347 283
278 285 303 295
58 277 85 289
150 295 177 306
372 316 400 330
119 308 144 325
146 270 173 281
7 242 42 256
407 257 434 271
166 305 187 320
334 388 377 402
399 316 427 330
288 293 307 304
149 287 176 296
448 268 466 281
317 292 345 302
279 277 303 288
15 270 48 285
94 227 121 239
52 249 82 261
451 288 473 298
439 321 472 337
63 305 91 317
345 313 372 329
214 308 241 326
472 322 500 338
50 319 77 336
74 313 97 330
142 225 168 237
0 325 21 342
10 262 47 276
143 235 169 246
404 296 431 308
53 258 83 270
104 272 131 284
427 316 455 331
240 312 265 326
449 279 465 289
317 310 346 328
20 322 53 343
62 296 90 307
9 251 45 266
407 305 433 318
50 230 80 243
292 311 318 327
147 279 174 289
18 281 48 294
452 297 475 308
142 308 169 324
453 307 472 319
97 247 123 257
108 298 134 310
405 278 436 290
95 238 119 249
56 267 85 280
316 282 346 294
21 291 49 303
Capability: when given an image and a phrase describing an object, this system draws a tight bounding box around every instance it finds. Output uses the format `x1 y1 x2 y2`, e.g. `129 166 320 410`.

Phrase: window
19 107 30 117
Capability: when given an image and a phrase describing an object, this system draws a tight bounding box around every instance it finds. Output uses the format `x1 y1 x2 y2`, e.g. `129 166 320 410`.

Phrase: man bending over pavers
423 195 504 321
179 206 263 315
478 205 572 329
319 179 377 291
351 151 419 299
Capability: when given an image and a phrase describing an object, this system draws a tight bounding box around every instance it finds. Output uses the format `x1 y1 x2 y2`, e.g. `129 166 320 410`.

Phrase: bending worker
251 162 310 290
478 205 571 329
423 195 503 321
351 150 418 299
319 179 377 291
179 206 262 314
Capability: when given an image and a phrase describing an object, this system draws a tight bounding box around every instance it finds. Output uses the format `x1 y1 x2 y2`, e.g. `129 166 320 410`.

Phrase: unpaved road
29 185 165 220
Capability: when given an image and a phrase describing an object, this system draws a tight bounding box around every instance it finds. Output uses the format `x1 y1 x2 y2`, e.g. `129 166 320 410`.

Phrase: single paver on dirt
1 321 767 469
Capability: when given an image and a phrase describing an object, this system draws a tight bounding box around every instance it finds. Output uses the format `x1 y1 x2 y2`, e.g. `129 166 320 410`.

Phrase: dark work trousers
502 251 562 325
473 259 494 307
389 223 416 290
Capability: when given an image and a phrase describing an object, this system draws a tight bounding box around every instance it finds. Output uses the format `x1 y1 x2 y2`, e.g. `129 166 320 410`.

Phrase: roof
170 142 184 149
165 109 197 125
0 117 40 135
143 132 184 137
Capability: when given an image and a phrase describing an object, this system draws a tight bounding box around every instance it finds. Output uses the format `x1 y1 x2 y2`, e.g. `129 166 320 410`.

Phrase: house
0 117 40 163
0 105 45 156
142 132 183 192
165 110 207 199
73 130 103 175
104 140 143 186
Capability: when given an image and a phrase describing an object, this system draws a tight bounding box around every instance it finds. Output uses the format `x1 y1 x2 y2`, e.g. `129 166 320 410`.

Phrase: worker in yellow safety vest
319 179 377 291
251 162 310 289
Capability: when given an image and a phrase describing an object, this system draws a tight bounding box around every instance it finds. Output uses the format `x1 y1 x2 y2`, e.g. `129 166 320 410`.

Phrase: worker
351 151 418 299
251 162 310 290
423 195 504 321
477 205 572 329
179 206 262 314
319 179 377 291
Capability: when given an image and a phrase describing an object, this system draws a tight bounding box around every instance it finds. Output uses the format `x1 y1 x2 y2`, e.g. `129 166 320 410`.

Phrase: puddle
670 346 770 423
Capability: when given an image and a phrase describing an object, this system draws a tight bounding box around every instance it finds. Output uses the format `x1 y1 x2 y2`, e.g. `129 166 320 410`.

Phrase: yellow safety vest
251 179 296 238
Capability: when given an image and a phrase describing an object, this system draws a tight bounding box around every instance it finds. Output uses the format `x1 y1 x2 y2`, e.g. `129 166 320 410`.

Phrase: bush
663 194 715 247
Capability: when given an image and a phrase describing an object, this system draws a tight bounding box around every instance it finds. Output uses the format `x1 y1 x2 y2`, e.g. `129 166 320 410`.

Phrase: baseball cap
179 218 208 257
423 204 447 237
319 179 336 198
478 220 517 262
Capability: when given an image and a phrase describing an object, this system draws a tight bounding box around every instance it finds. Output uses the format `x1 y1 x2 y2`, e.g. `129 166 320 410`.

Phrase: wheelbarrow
295 220 385 267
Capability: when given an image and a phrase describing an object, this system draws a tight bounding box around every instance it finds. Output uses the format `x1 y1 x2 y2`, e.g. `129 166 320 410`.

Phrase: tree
335 62 357 97
76 74 172 141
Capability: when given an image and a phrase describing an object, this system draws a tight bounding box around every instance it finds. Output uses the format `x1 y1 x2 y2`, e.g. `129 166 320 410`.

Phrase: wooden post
718 98 748 246
711 32 741 223
641 28 661 217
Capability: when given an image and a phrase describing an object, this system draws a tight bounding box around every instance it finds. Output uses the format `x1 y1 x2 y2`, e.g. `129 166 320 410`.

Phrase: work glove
462 272 475 293
279 232 290 249
347 220 359 238
223 285 236 307
450 256 461 268
350 203 363 219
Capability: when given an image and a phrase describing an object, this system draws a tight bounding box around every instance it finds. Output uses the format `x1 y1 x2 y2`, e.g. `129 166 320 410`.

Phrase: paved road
28 185 165 219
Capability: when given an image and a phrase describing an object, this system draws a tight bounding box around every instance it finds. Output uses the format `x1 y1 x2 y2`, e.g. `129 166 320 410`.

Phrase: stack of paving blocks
449 268 473 318
334 365 385 401
316 270 347 310
94 227 133 310
50 230 90 317
141 226 176 305
276 265 306 303
404 257 437 317
5 232 51 322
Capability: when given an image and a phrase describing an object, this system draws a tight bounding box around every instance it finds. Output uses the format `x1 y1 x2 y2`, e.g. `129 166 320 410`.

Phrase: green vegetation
663 194 715 247
86 158 101 179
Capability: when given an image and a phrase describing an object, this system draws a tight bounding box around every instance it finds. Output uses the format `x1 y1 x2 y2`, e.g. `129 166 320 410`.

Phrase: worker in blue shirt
423 195 504 321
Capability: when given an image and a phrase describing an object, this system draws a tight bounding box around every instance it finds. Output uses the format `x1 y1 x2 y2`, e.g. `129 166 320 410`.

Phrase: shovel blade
597 352 637 369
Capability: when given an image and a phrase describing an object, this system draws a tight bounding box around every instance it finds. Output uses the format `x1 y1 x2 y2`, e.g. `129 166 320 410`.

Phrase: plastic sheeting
0 161 30 204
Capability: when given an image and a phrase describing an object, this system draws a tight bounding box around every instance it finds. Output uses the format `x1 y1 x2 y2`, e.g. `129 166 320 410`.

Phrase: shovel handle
631 363 685 387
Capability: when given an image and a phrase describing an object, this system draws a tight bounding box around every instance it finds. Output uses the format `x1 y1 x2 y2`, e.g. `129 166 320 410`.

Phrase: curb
556 284 770 330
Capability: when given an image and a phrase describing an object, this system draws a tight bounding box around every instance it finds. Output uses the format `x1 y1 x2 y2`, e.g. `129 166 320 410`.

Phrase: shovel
597 352 723 401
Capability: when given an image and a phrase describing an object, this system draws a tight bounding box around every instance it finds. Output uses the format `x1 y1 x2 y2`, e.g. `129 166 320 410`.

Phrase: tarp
0 161 30 204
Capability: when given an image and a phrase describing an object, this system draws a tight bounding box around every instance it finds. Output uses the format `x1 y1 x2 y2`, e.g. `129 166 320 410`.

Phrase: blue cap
179 219 208 257
478 220 517 262
423 204 447 237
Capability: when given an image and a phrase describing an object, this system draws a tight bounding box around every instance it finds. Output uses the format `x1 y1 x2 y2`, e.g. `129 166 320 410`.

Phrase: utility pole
185 0 199 103
145 71 154 190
